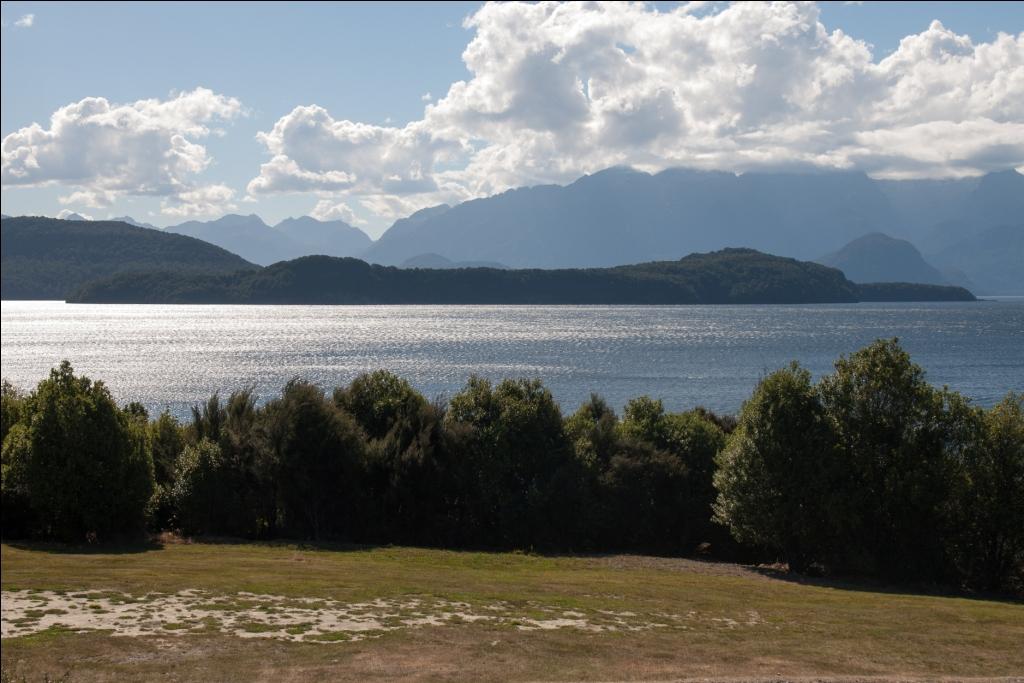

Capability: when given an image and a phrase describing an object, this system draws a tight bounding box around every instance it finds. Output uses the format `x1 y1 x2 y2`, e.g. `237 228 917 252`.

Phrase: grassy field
1 540 1022 682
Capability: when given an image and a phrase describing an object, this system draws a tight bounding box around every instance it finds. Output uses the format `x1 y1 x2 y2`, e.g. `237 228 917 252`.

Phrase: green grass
2 540 1022 682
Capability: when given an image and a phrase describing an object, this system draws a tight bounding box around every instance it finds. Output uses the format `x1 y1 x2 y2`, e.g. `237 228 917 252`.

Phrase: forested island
2 339 1020 594
70 249 974 304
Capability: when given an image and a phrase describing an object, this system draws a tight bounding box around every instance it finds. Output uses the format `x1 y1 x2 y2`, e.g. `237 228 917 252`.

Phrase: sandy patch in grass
1 589 764 643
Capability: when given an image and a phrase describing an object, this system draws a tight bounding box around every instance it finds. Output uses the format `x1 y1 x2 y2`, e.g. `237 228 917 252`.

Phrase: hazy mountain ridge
360 167 1022 292
9 167 1021 292
165 213 371 266
930 224 1024 295
0 216 257 300
818 233 949 286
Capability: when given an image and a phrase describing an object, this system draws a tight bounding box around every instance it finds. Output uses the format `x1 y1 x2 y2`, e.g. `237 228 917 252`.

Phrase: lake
2 300 1022 419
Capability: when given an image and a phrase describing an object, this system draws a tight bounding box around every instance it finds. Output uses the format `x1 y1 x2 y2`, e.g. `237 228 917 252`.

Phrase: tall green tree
713 363 838 571
3 361 154 540
819 339 973 580
267 380 366 540
446 377 582 549
953 393 1024 591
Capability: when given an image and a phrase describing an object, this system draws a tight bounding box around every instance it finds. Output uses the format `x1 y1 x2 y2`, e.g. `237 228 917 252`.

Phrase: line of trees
1 340 1021 594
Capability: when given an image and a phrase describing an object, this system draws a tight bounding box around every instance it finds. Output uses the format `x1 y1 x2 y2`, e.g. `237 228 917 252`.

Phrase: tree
146 411 186 530
818 339 973 580
953 393 1024 591
446 377 581 549
334 370 425 441
1 380 26 446
266 380 366 540
713 363 838 571
3 362 154 540
170 438 226 535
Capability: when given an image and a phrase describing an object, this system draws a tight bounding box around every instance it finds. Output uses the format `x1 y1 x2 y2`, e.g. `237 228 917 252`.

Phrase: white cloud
160 184 237 217
15 14 34 28
310 199 366 225
2 87 244 216
246 104 463 198
421 92 433 102
246 2 1023 224
58 189 117 208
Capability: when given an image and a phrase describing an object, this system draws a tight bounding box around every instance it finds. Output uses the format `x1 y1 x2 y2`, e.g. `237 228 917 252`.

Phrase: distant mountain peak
818 232 948 286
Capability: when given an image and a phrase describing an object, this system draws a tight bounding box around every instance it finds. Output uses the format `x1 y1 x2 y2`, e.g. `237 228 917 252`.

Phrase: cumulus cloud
246 104 462 198
15 14 34 28
2 87 244 215
247 1 1023 220
160 184 237 217
310 199 366 225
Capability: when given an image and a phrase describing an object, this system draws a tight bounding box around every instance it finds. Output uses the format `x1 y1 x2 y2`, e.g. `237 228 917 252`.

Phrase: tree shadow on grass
3 536 164 555
5 534 1021 605
748 564 1024 606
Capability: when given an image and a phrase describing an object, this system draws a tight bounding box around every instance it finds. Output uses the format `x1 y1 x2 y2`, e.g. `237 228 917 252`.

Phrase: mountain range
165 214 371 266
358 168 1022 293
6 167 1022 293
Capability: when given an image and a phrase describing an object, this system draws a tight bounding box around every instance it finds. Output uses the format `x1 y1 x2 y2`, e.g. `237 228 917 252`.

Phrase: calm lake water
2 300 1022 419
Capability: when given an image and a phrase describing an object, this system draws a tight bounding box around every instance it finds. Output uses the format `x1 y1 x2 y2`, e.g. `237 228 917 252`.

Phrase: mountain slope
72 248 973 305
1 216 256 300
818 233 948 285
274 216 371 258
931 224 1024 295
362 168 904 268
165 214 372 265
165 214 302 266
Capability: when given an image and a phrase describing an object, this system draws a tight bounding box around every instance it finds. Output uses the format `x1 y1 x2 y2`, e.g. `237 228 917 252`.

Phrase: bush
170 438 226 535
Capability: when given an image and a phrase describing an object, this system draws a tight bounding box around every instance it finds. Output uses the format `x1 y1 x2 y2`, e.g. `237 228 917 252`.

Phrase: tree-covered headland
2 340 1021 594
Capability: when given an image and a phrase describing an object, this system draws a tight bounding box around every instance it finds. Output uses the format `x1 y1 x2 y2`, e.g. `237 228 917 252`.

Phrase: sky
1 1 1022 237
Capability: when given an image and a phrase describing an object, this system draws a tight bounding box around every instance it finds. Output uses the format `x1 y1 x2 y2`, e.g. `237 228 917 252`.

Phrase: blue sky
2 1 1022 236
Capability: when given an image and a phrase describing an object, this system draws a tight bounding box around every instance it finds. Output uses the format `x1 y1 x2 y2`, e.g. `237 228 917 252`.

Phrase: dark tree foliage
3 341 1019 594
818 339 977 581
70 249 972 305
446 377 585 549
952 393 1024 592
1 362 154 540
336 371 461 545
713 364 840 571
333 370 425 441
1 380 25 448
265 380 366 540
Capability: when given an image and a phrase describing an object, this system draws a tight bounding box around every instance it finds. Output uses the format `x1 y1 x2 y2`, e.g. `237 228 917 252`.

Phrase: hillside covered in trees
2 340 1020 594
1 216 257 300
71 248 974 304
